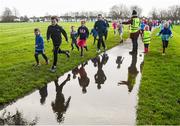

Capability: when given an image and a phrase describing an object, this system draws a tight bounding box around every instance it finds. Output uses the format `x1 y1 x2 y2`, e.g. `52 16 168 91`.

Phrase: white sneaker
50 66 57 73
97 49 101 53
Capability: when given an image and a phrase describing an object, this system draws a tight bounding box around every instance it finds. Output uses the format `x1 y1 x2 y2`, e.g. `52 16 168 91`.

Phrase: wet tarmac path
0 38 144 125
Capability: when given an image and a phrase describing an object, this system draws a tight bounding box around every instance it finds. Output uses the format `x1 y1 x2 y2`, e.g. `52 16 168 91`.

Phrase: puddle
0 39 144 125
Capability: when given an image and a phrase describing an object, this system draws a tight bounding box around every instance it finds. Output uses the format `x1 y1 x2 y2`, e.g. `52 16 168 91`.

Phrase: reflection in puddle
0 42 144 125
0 110 38 125
118 54 139 92
93 53 109 90
116 56 124 69
52 74 71 124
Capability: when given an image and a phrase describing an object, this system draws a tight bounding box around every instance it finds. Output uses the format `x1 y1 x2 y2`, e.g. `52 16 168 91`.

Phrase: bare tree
1 7 15 22
168 5 180 20
149 8 159 19
109 4 130 19
13 7 20 18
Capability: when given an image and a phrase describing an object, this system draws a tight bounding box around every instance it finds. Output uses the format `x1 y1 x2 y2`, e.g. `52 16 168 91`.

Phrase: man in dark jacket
94 14 107 53
123 10 140 54
47 16 70 72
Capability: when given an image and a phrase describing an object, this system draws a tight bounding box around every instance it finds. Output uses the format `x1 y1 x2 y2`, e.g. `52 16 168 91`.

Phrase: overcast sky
0 0 180 17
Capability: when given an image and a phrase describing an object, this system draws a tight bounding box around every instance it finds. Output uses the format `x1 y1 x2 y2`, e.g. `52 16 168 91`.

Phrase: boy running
47 16 70 72
34 28 49 66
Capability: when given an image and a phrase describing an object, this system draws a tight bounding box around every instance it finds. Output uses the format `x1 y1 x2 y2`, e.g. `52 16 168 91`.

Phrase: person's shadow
39 85 48 105
51 74 71 124
118 53 139 92
116 56 124 69
78 62 90 94
94 53 109 90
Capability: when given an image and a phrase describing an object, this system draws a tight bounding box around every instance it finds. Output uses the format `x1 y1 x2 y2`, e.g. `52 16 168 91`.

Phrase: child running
112 21 118 35
77 20 89 57
142 25 151 54
117 20 124 43
157 22 173 55
70 26 79 51
140 20 145 38
47 16 69 72
34 28 49 66
90 28 98 45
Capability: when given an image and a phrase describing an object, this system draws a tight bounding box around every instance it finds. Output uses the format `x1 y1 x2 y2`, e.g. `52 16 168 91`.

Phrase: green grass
0 22 129 104
137 26 180 124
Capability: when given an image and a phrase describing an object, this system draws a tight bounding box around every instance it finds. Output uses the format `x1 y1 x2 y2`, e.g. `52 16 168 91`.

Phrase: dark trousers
34 51 48 64
53 45 69 66
97 36 106 50
162 40 169 53
71 40 79 50
131 37 138 52
104 30 108 40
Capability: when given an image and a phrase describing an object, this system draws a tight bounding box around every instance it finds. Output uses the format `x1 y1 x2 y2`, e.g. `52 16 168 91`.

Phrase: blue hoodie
159 28 172 41
140 22 145 30
35 35 44 51
90 28 98 37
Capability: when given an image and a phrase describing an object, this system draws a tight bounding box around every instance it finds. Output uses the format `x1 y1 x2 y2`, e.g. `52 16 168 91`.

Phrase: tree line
0 4 180 22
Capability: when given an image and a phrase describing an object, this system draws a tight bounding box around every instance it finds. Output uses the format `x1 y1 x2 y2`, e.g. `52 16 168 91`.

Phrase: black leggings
80 46 88 56
71 40 79 50
53 46 69 66
162 41 169 53
34 52 48 64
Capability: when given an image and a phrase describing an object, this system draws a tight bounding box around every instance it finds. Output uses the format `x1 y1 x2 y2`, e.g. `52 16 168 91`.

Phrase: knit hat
132 10 137 16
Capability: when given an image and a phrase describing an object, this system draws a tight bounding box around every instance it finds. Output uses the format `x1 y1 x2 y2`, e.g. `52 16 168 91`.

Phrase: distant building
14 18 21 22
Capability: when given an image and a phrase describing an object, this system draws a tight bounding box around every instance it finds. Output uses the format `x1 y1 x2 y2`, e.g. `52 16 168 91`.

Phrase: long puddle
0 39 144 125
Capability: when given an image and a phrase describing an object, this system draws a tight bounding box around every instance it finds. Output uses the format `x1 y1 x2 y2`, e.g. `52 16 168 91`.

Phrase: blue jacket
90 29 98 37
94 20 107 37
35 35 44 51
159 28 172 41
140 22 145 30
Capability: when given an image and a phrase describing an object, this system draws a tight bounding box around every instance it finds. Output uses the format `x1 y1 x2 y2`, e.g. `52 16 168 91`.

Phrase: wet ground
0 39 144 125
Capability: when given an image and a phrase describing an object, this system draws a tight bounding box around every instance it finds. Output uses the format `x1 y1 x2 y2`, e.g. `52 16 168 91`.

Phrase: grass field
137 26 180 124
1 22 180 124
0 22 129 104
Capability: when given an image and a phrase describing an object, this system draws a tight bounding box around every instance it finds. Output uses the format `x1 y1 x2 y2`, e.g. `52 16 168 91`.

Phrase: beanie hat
132 10 137 16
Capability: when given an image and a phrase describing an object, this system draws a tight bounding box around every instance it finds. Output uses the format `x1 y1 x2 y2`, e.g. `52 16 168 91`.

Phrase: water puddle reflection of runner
0 39 144 125
118 54 139 92
52 74 71 123
93 53 109 90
